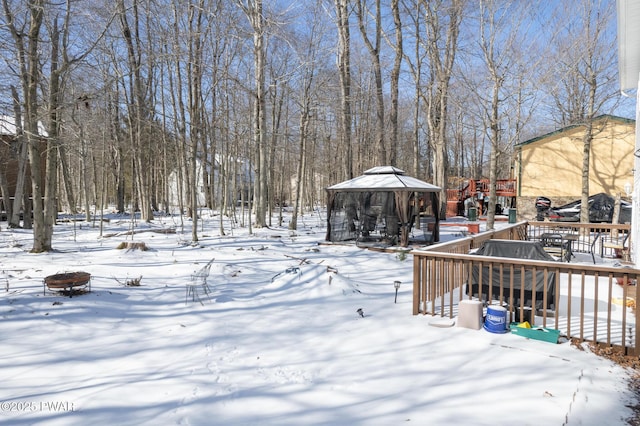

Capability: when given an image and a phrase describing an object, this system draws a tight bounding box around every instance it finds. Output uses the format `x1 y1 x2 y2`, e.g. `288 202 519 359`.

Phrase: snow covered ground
0 209 637 425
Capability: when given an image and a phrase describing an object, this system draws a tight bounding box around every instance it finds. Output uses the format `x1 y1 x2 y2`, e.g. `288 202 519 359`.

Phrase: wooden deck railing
412 221 640 355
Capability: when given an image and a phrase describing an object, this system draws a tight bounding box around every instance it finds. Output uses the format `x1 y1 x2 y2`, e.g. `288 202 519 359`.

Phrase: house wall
516 117 635 200
167 157 254 208
0 134 46 198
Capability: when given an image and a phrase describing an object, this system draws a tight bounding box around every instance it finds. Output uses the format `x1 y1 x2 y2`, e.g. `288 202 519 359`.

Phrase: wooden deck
446 179 517 217
412 221 640 355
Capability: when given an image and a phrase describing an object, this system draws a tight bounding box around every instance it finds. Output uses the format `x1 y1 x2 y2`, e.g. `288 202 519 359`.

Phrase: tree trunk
389 0 403 166
9 86 28 228
422 0 463 219
237 0 268 227
8 0 49 250
356 0 386 165
335 0 353 180
117 0 154 223
290 102 310 231
580 119 593 223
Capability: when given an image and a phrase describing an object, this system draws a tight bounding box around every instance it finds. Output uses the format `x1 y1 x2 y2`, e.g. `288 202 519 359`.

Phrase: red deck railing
447 179 517 202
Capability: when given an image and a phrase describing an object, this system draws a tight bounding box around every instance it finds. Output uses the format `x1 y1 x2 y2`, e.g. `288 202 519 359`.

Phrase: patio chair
541 233 570 262
589 232 601 264
185 258 215 305
600 232 630 260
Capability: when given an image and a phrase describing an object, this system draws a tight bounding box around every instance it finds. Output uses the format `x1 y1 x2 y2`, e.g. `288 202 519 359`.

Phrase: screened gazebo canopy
325 166 441 247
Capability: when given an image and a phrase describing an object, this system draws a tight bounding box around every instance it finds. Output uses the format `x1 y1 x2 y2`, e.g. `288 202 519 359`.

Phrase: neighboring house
167 154 254 208
289 171 327 208
514 115 635 219
0 115 47 215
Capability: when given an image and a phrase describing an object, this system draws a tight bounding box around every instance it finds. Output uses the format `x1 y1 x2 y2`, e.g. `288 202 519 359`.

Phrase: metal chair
185 258 215 305
600 233 630 260
541 233 569 261
590 232 601 264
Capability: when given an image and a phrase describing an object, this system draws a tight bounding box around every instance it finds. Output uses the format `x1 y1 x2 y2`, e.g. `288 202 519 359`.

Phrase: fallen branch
284 254 310 265
103 228 176 238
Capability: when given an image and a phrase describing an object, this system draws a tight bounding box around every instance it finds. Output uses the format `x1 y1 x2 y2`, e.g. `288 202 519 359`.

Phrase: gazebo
325 166 441 247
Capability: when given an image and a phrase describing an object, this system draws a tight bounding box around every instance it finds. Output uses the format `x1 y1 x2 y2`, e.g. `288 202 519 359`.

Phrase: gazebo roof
327 166 441 192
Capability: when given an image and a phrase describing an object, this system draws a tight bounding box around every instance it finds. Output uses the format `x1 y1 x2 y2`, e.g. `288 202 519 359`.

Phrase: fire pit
44 272 91 297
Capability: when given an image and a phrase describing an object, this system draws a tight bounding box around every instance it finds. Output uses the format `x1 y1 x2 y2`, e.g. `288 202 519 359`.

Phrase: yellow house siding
517 116 635 198
589 121 635 193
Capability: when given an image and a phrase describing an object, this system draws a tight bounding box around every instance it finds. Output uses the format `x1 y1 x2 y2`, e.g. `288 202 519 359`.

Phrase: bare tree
266 46 291 227
116 0 156 223
356 0 386 165
2 0 47 250
475 0 525 229
8 86 28 228
289 3 326 230
421 0 463 219
236 0 268 228
186 0 208 243
400 0 426 177
0 0 629 239
545 0 619 223
334 0 353 180
388 0 403 166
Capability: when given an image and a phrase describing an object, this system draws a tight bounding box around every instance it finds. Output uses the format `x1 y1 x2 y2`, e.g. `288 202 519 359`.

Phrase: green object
508 208 517 223
468 207 477 221
509 322 560 344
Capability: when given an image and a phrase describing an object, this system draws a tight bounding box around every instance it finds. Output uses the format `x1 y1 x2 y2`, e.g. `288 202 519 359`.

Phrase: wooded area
0 0 631 251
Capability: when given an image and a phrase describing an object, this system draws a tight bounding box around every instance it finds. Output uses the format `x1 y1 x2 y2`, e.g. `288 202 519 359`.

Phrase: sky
0 209 637 425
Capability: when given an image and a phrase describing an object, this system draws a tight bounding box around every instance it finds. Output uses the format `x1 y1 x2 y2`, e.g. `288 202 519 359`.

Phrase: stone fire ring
44 272 91 297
